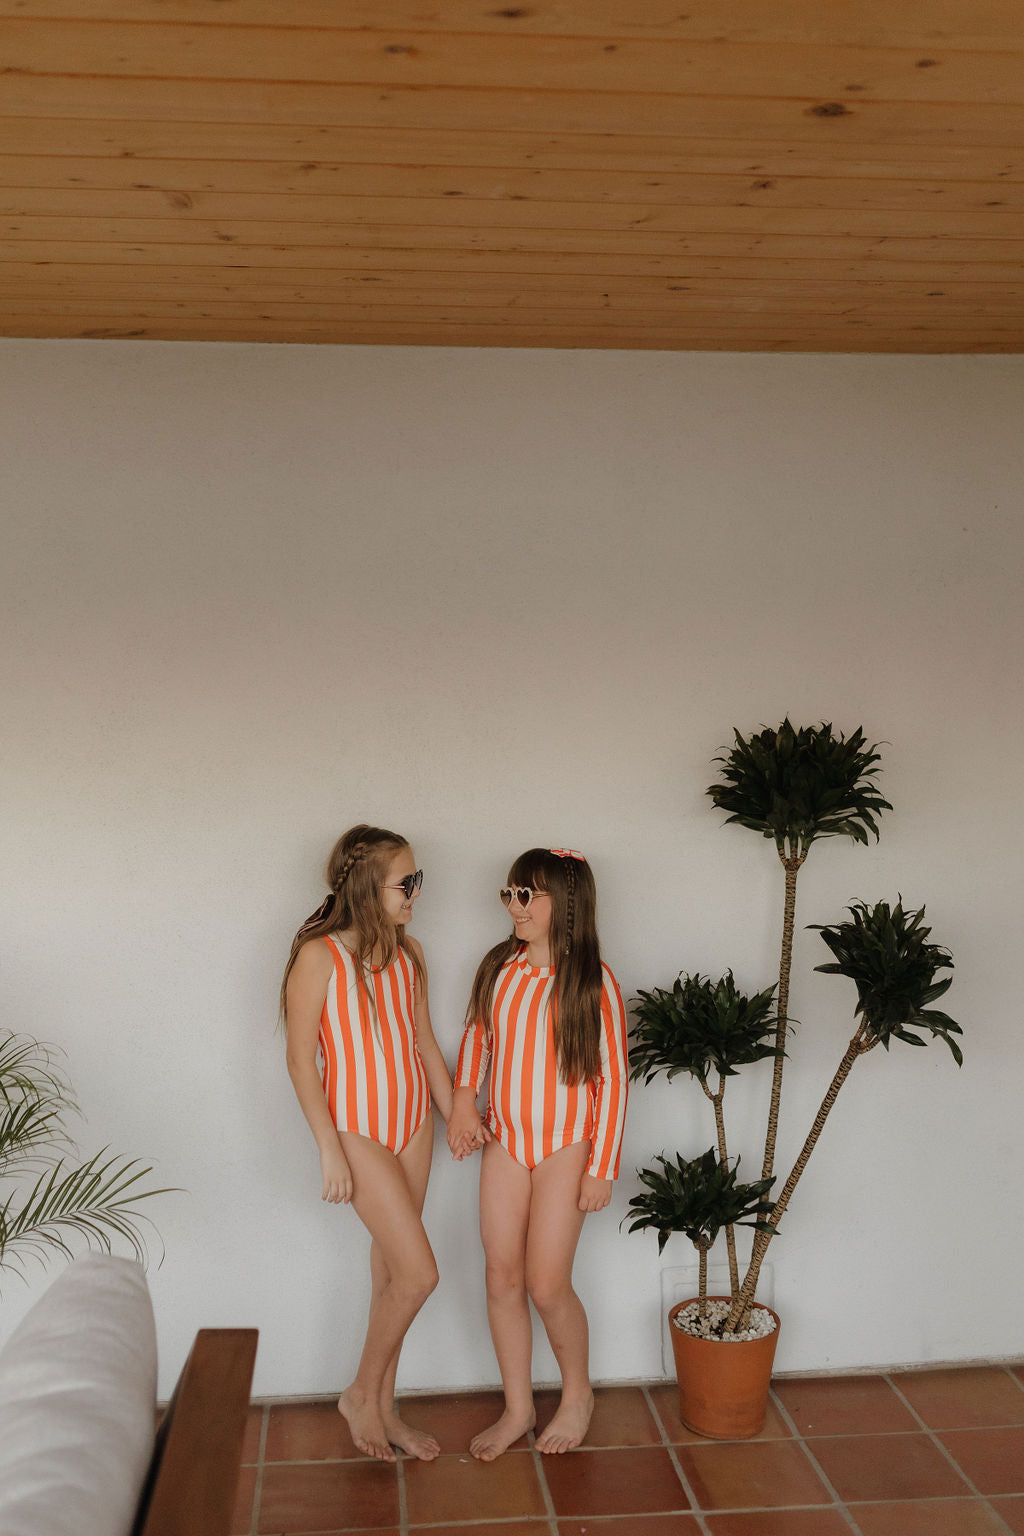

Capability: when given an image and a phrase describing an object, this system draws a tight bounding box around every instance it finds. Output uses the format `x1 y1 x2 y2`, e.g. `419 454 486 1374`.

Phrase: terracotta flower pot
667 1297 781 1439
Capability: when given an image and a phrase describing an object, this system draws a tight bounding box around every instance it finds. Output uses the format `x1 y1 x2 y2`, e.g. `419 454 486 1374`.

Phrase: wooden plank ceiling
1 0 1022 351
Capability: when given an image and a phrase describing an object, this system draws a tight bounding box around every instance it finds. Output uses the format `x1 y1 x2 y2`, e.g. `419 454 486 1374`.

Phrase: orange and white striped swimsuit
318 935 431 1155
455 949 628 1180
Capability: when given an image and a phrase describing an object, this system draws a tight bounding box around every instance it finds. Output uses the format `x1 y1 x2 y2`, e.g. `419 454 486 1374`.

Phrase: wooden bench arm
133 1328 258 1536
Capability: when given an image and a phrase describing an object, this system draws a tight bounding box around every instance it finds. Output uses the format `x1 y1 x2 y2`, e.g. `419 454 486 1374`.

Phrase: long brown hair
279 824 424 1024
467 848 602 1085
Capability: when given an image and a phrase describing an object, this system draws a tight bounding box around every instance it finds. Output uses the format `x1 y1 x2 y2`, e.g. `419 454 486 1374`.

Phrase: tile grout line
641 1383 713 1535
768 1387 862 1535
525 1428 562 1536
249 1403 269 1536
290 1521 551 1533
396 1449 409 1536
883 1371 1019 1534
385 1519 555 1532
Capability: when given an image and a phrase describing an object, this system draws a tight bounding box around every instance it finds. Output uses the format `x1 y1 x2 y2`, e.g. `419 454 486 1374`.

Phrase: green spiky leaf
812 900 964 1064
706 720 892 857
625 1147 776 1253
629 972 781 1086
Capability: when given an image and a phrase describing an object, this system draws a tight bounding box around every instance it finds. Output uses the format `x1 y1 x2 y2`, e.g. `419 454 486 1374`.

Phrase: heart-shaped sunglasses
499 885 549 909
500 848 584 909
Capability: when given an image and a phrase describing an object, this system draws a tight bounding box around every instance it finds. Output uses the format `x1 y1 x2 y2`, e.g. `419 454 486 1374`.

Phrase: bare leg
336 1129 439 1462
527 1141 594 1454
470 1138 536 1461
376 1117 440 1459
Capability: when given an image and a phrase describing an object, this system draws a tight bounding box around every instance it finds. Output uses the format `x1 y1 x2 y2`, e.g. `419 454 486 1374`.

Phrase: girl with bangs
448 848 629 1459
282 824 488 1464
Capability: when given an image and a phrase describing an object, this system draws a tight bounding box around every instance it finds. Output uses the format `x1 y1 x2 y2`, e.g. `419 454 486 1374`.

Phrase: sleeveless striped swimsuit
318 935 431 1155
455 949 629 1180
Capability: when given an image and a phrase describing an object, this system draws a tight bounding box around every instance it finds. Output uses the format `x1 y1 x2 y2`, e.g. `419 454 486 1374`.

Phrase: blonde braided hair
332 841 368 894
279 824 423 1024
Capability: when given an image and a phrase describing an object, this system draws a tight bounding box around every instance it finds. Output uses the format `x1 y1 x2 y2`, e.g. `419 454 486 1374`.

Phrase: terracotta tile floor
232 1364 1024 1535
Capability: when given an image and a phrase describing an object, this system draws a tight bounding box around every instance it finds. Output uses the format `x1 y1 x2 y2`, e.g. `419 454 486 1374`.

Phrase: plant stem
741 850 806 1309
697 1238 710 1319
711 1082 739 1299
725 1025 869 1333
760 848 805 1187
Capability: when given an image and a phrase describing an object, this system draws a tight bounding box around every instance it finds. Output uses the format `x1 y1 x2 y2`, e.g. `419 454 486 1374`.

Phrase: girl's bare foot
535 1392 594 1454
469 1406 536 1461
337 1384 396 1462
382 1412 440 1461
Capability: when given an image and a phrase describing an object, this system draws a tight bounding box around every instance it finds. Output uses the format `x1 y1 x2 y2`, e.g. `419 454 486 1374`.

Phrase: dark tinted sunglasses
383 869 423 900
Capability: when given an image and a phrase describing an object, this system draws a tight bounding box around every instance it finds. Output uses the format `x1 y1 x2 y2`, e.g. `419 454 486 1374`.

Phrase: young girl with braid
448 848 628 1460
282 824 488 1463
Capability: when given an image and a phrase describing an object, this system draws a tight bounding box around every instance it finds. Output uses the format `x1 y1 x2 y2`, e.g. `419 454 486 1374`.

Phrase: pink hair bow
550 847 584 860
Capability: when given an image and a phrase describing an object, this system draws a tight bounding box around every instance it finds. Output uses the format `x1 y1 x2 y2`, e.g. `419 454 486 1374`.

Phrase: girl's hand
447 1100 490 1159
450 1122 491 1160
319 1142 353 1204
448 1126 480 1160
578 1174 612 1213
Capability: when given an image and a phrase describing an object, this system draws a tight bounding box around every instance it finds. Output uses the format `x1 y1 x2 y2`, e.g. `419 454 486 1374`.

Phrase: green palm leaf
0 1033 78 1176
0 1030 173 1283
0 1149 171 1277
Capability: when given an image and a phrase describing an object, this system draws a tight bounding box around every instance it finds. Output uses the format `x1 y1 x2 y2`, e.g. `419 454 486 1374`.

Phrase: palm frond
0 1032 76 1112
0 1098 72 1177
0 1147 173 1278
0 1031 79 1180
0 1030 174 1286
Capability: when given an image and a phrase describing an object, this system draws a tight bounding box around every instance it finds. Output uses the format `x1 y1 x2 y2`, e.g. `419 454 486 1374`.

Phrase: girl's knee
485 1259 526 1302
395 1257 438 1309
418 1258 440 1302
525 1269 574 1316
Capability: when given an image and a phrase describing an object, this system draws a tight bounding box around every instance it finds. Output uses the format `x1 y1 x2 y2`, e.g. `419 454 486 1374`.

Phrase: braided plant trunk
725 1024 876 1333
737 849 805 1310
760 849 806 1186
696 1236 711 1321
701 1078 739 1297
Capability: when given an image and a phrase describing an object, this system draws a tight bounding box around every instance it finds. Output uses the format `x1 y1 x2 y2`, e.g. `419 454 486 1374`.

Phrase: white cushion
0 1254 157 1536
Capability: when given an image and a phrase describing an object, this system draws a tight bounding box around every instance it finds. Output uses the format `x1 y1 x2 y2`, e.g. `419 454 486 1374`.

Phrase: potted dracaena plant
0 1029 169 1283
626 723 963 1438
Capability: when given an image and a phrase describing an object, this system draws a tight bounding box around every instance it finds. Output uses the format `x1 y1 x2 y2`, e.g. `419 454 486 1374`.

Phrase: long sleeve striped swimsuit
455 949 629 1180
318 935 431 1155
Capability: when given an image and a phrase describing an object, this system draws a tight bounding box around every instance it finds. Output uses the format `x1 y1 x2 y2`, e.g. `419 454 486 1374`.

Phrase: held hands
447 1100 492 1161
578 1174 612 1213
320 1141 353 1204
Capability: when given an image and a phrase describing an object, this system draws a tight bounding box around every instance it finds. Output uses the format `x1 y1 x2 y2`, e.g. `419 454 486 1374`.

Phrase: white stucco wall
1 339 1021 1397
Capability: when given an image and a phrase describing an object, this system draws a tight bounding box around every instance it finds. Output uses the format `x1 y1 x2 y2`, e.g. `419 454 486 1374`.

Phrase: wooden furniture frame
132 1328 258 1536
